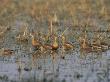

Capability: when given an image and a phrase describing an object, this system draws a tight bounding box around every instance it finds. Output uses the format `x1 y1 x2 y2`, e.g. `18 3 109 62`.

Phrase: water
0 46 110 82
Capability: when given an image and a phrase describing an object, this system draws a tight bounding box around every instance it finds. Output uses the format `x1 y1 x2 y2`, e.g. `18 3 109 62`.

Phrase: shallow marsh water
0 41 110 82
0 17 109 82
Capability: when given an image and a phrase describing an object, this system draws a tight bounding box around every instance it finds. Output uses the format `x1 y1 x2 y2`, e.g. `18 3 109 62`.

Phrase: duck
100 42 109 51
91 40 102 52
42 44 52 50
79 31 94 52
0 48 14 56
16 34 28 42
80 38 89 49
35 34 52 51
79 37 93 53
16 27 29 42
30 32 42 50
61 35 74 50
51 36 59 50
41 35 59 51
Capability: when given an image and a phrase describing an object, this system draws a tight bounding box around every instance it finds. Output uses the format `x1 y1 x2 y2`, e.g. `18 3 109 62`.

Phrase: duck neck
32 35 36 43
53 37 58 47
62 36 66 44
82 39 87 48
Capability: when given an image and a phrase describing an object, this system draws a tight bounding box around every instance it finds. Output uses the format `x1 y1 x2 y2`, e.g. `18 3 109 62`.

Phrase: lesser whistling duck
100 42 109 51
36 34 52 51
98 34 109 51
80 38 89 49
90 39 103 52
62 35 74 50
91 33 105 50
16 34 28 42
79 37 93 53
91 45 102 51
42 44 52 50
30 32 41 50
79 30 93 52
16 27 28 42
51 36 59 50
0 48 14 56
97 34 109 51
39 34 54 51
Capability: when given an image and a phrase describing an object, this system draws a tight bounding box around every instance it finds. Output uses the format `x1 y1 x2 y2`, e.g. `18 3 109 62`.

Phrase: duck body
62 35 74 51
3 49 13 55
42 44 52 50
32 38 41 50
32 38 41 47
80 44 92 53
0 48 14 56
52 45 59 50
79 38 94 53
100 42 109 52
91 41 108 52
42 43 59 51
16 34 28 42
16 27 29 43
51 36 59 50
63 42 74 50
40 34 57 51
80 39 89 49
91 43 101 50
30 33 42 51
